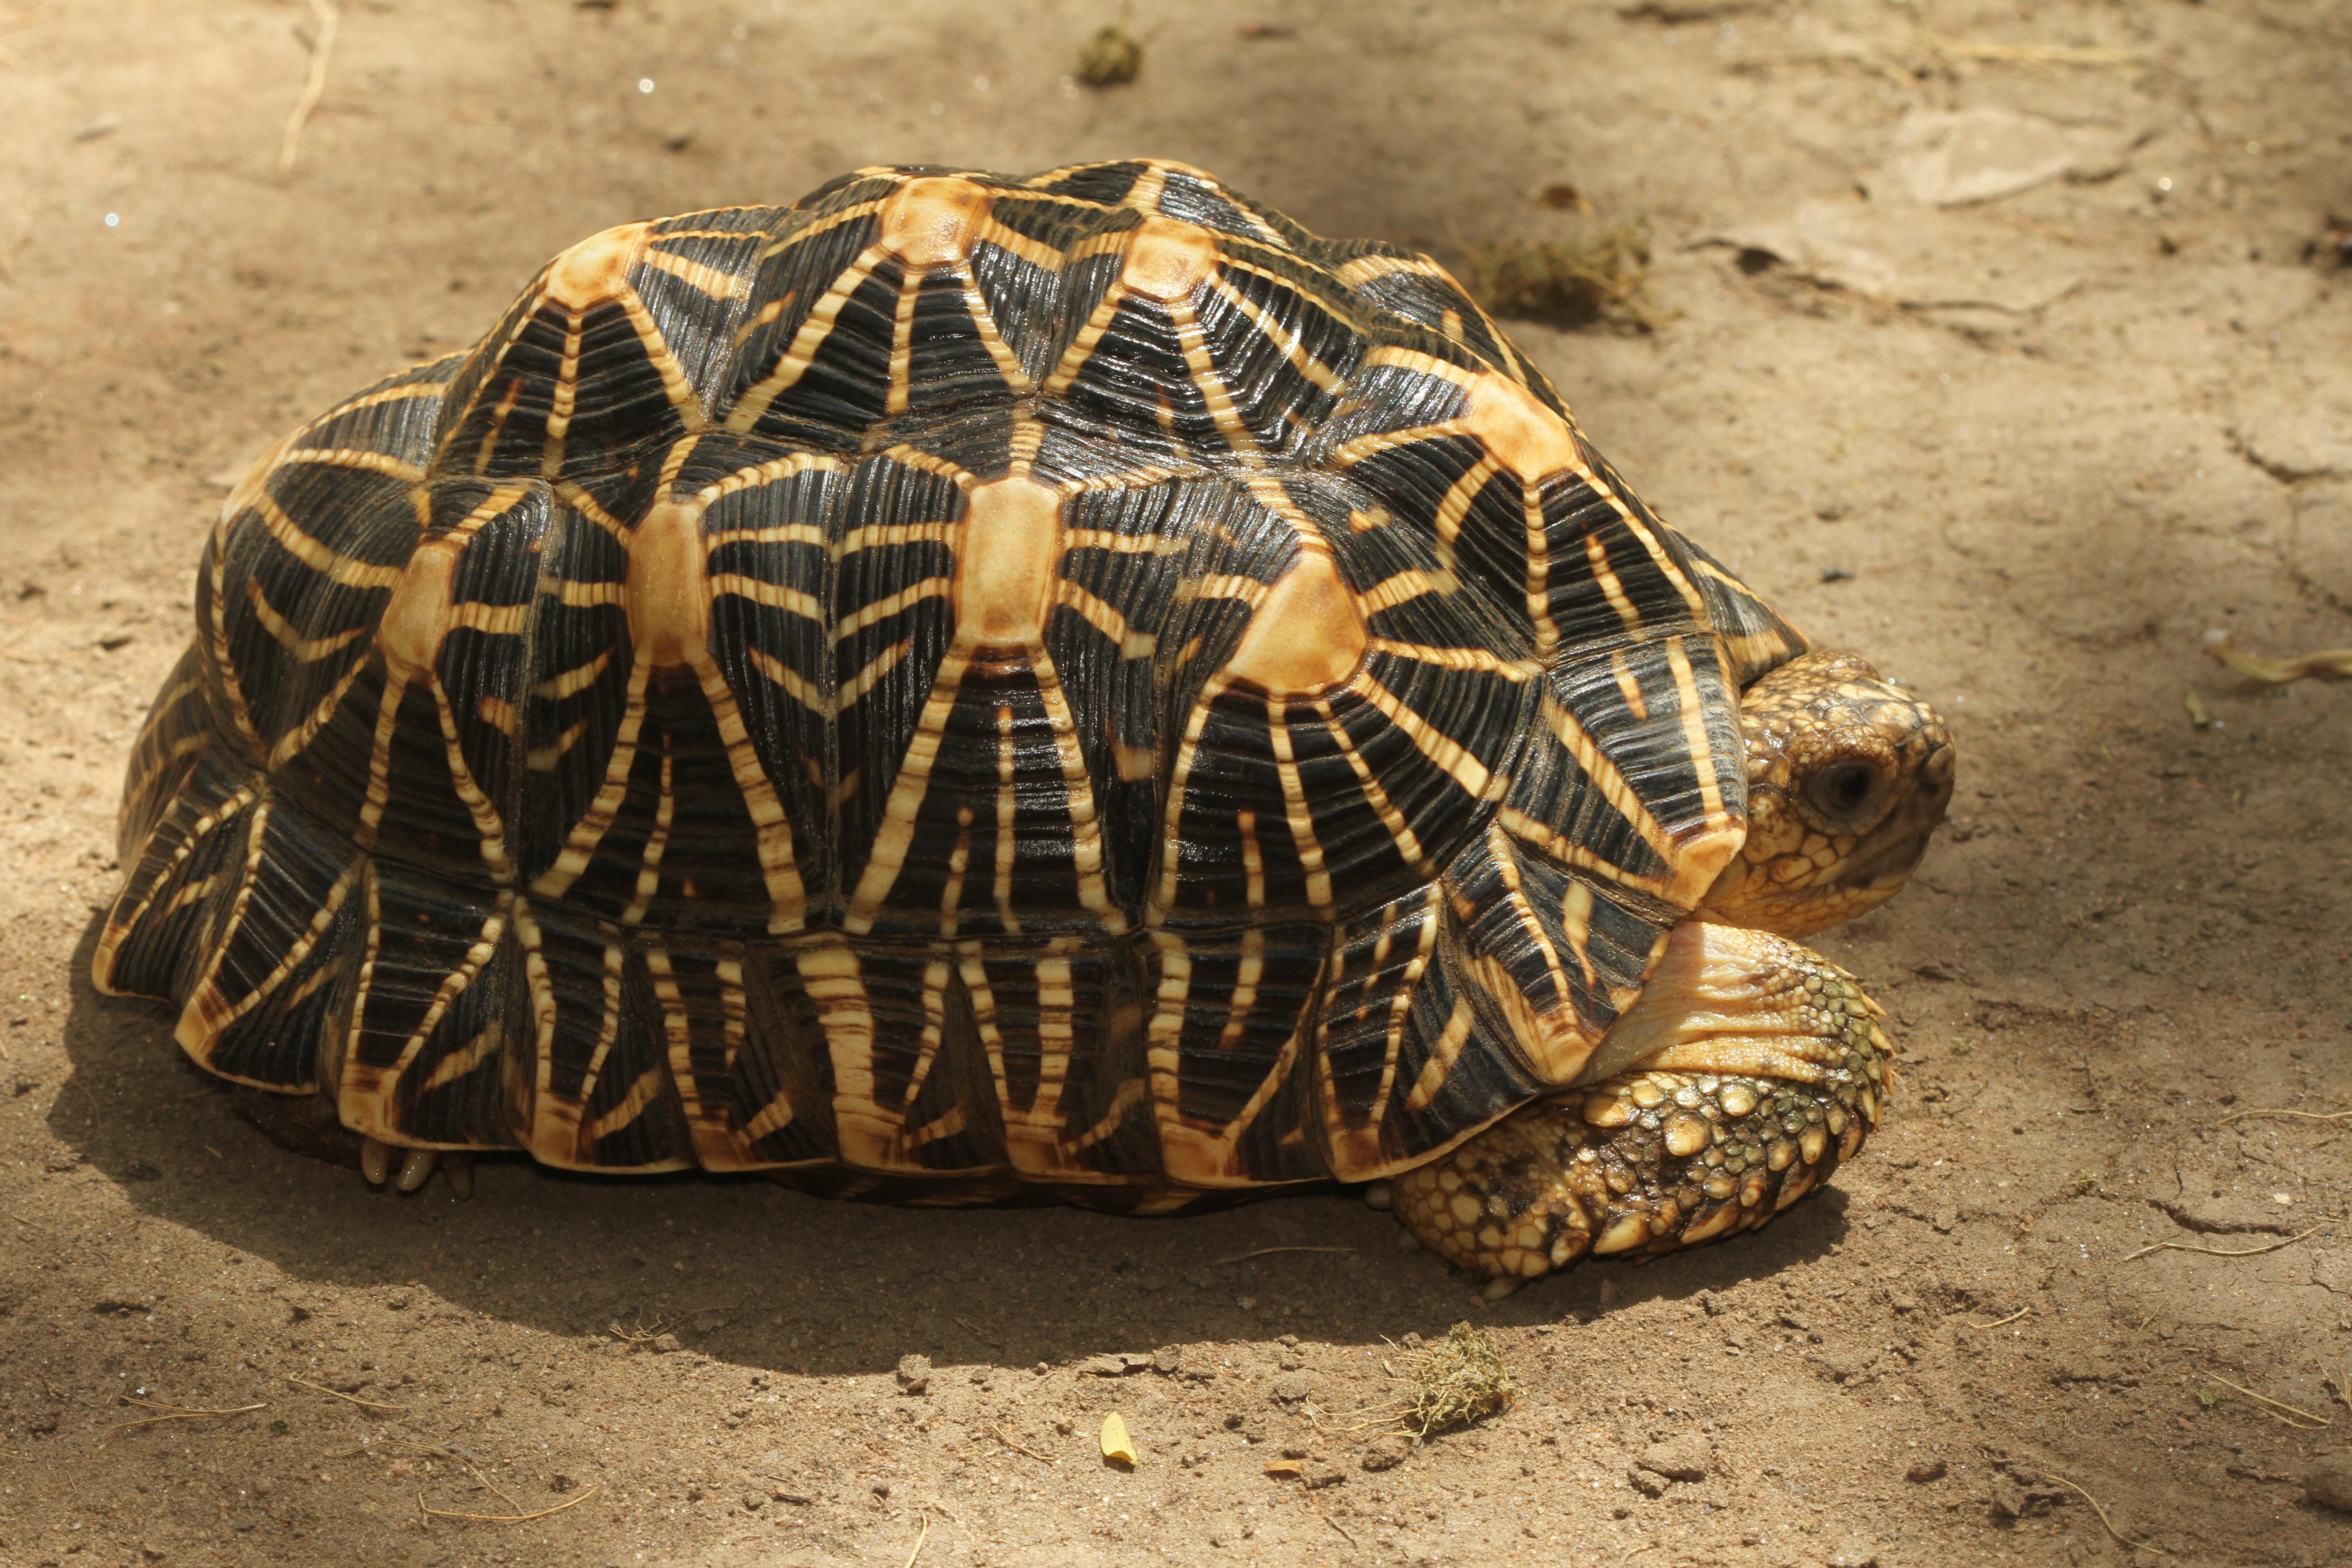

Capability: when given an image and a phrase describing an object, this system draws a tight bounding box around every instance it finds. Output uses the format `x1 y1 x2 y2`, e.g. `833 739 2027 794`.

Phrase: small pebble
2305 1455 2352 1512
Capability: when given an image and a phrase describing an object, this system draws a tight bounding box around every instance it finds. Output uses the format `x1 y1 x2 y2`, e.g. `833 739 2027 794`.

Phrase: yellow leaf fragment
1100 1411 1137 1467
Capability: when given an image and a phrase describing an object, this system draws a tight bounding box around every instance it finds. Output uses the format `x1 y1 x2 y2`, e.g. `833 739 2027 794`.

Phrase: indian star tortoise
95 160 1955 1294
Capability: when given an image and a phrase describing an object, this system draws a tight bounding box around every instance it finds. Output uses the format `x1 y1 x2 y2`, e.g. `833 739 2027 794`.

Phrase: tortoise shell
96 160 1805 1203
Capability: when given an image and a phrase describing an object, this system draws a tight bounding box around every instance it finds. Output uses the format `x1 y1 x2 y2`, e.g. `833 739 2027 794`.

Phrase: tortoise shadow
51 909 1854 1377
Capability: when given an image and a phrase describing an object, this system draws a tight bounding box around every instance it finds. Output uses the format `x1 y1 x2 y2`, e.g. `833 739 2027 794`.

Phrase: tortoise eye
1803 760 1889 828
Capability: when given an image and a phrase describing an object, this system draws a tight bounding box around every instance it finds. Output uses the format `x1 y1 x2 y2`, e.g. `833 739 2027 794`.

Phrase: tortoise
94 160 1954 1293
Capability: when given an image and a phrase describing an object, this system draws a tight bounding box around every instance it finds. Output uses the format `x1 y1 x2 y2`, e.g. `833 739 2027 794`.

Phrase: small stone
651 1333 683 1355
740 1490 765 1511
1301 1460 1347 1490
871 1480 892 1499
1637 1432 1711 1484
1627 1466 1671 1498
1152 1345 1185 1376
1266 1372 1314 1405
895 1354 931 1395
1361 1436 1410 1472
2304 1455 2352 1512
1906 1457 1948 1483
551 1474 578 1493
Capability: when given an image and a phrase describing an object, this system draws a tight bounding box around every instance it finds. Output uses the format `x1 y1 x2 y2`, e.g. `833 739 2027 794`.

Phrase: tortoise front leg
1391 923 1891 1297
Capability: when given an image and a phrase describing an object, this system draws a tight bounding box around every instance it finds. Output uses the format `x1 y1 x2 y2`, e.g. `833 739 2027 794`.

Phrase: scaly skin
1393 928 1891 1290
1391 650 1947 1290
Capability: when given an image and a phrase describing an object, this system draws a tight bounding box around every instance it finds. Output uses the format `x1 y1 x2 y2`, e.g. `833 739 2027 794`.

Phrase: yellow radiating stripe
1666 636 1729 821
583 1064 672 1146
885 266 921 416
639 245 752 301
1509 693 1681 877
940 809 974 940
1263 695 1330 909
954 260 1036 393
1060 1076 1145 1157
552 480 633 542
252 491 406 589
1062 527 1182 555
872 442 978 488
1026 641 1124 929
1486 820 1575 1018
709 572 823 622
725 242 890 430
975 215 1068 272
740 1088 796 1143
555 578 626 608
832 575 949 641
1150 674 1227 916
1053 581 1156 659
274 446 427 483
1431 451 1502 564
1365 639 1543 680
1351 674 1492 798
1356 568 1455 615
838 520 954 554
541 304 588 478
531 653 652 898
374 912 508 1107
426 676 514 885
1314 698 1422 866
354 672 407 849
1521 484 1562 655
693 655 808 933
1216 923 1265 1055
1373 885 1443 1125
747 645 828 714
419 1025 499 1094
619 745 675 926
839 637 915 712
1585 529 1643 634
1324 420 1468 471
245 578 367 663
450 601 530 637
844 647 968 932
535 647 614 700
1402 997 1477 1114
992 702 1020 935
694 449 844 511
1205 269 1345 391
1039 280 1131 400
1167 295 1259 456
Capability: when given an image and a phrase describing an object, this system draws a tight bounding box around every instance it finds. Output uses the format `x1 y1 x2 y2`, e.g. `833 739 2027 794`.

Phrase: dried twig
2204 629 2352 685
285 1375 406 1413
2222 1107 2352 1127
953 1316 1001 1348
2206 1372 2332 1429
902 1513 932 1568
1214 1245 1356 1264
417 1483 598 1524
2047 1474 2166 1553
277 0 339 172
107 1396 267 1434
1910 29 2139 73
993 1427 1054 1462
2123 1226 2318 1262
1966 1305 2032 1330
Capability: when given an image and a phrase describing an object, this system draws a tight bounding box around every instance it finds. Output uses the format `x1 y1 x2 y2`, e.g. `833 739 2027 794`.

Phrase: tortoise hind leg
1392 922 1890 1295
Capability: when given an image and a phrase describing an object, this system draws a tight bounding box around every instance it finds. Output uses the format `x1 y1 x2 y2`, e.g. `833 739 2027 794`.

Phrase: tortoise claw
360 1136 394 1187
394 1148 438 1192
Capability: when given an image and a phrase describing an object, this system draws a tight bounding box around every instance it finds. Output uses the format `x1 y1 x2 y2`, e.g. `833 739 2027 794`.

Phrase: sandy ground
3 1 2351 1565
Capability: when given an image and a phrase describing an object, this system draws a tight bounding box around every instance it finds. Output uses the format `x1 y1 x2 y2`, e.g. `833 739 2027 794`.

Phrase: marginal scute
955 476 1064 644
376 539 461 676
1119 214 1221 303
876 176 993 269
1461 371 1583 482
540 221 651 310
627 500 712 666
1221 546 1367 695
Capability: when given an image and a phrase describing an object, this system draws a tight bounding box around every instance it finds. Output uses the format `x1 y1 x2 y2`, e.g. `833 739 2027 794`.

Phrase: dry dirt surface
3 2 2350 1565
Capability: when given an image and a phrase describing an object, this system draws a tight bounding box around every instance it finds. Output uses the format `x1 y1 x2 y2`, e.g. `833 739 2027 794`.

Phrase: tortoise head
1699 651 1955 939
